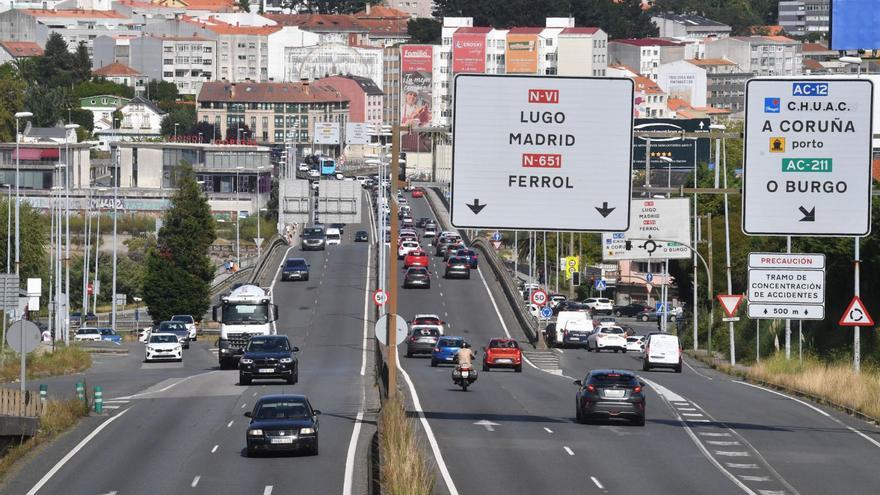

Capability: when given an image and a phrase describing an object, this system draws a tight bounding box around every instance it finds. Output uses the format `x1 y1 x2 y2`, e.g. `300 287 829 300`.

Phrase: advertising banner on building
632 118 710 170
452 32 486 73
506 34 539 74
345 122 369 145
400 45 433 128
314 122 340 145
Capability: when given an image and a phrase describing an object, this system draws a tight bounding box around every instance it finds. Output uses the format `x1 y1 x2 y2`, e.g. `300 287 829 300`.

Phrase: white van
642 333 682 372
547 311 593 348
326 228 342 246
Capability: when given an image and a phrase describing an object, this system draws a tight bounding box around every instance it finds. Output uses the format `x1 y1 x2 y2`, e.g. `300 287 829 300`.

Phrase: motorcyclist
456 342 475 368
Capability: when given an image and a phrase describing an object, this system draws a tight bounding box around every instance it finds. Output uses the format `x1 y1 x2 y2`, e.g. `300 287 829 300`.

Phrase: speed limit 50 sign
530 289 548 306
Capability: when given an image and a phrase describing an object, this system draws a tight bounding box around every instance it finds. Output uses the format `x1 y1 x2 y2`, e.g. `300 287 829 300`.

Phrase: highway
2 195 376 495
394 192 880 495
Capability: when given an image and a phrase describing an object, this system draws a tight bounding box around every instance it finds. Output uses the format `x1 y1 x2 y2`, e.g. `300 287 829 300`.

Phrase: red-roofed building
685 58 751 115
373 1 432 19
609 38 686 81
0 41 43 64
633 76 670 118
314 74 383 126
93 62 148 94
557 26 608 77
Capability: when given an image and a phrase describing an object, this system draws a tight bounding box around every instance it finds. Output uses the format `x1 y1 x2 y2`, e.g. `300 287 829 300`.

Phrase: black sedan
244 394 320 456
403 267 431 289
574 370 645 426
239 335 299 385
613 303 650 318
354 230 369 242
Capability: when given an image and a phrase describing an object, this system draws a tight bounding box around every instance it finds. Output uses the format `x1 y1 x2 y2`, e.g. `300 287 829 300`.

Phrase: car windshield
601 328 625 334
222 303 270 325
171 316 193 323
159 322 186 332
247 338 290 352
356 231 367 236
285 259 306 268
150 334 178 344
408 268 428 275
99 328 115 336
77 328 99 334
490 340 518 349
597 298 610 303
254 400 311 420
449 257 467 264
590 373 637 386
438 338 462 348
413 318 440 325
303 227 324 236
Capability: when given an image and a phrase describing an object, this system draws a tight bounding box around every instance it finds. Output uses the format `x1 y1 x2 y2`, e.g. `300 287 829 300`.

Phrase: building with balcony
609 38 687 81
130 35 217 96
0 127 90 191
79 94 131 133
314 75 383 125
705 36 802 76
0 8 139 55
686 58 752 115
651 12 732 40
557 27 608 77
778 0 830 37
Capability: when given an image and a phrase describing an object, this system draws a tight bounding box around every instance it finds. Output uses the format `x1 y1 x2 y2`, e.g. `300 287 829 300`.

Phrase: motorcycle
452 365 478 391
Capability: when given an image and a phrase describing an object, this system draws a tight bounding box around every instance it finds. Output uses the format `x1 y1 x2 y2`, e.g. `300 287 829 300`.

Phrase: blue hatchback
431 336 464 367
99 328 122 344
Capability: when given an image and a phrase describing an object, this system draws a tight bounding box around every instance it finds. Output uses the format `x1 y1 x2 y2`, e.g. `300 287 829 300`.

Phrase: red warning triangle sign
839 296 875 327
717 294 744 317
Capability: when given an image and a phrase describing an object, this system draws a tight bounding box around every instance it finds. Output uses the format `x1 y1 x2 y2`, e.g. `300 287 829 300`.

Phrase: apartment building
315 75 383 126
196 80 349 144
0 41 43 64
92 62 148 95
778 0 830 37
651 13 732 39
0 8 138 55
383 44 401 126
705 36 802 76
130 35 217 96
609 38 686 81
383 0 433 19
686 58 752 115
557 27 608 77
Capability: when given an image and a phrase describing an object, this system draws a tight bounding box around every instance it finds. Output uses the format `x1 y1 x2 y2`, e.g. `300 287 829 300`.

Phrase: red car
404 249 429 269
482 338 522 372
411 188 424 198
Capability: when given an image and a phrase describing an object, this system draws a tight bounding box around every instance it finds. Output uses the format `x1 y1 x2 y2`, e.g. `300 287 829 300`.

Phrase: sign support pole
854 236 860 373
693 157 699 350
513 231 518 277
568 232 575 299
542 232 547 291
721 137 735 366
785 236 791 360
555 232 559 294
707 213 714 353
756 320 760 363
386 124 401 398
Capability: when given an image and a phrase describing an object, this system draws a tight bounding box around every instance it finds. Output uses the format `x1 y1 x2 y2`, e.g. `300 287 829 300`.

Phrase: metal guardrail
249 236 288 285
422 187 539 344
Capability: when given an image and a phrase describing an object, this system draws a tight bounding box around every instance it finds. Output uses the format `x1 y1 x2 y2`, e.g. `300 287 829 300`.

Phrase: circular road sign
646 272 654 283
373 290 388 306
530 289 548 306
7 320 41 354
375 314 408 346
540 306 554 319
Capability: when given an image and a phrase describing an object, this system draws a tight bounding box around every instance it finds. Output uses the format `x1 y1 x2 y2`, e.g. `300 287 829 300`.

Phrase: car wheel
633 415 646 427
246 446 257 457
430 359 438 367
482 362 489 372
240 374 251 385
514 364 522 373
586 344 592 352
614 349 619 353
177 358 183 363
304 275 310 281
615 311 622 317
406 350 413 358
675 363 683 373
286 373 296 384
465 273 471 280
642 361 650 372
310 437 319 456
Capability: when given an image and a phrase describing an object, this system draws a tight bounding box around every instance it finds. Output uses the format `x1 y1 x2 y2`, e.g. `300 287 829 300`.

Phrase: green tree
238 0 251 12
73 78 134 99
143 162 216 322
226 122 252 141
0 200 47 280
192 121 217 142
69 108 94 134
160 106 196 137
407 18 441 43
72 41 92 83
0 64 27 142
26 85 72 127
145 79 179 103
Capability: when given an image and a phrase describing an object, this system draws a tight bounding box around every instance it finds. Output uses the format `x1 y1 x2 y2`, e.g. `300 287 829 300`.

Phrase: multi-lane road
3 186 880 495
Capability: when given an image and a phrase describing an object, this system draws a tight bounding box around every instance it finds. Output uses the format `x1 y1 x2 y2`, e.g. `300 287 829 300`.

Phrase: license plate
568 337 582 341
259 368 275 373
604 389 626 399
418 338 434 343
496 359 512 364
270 437 295 444
460 371 469 377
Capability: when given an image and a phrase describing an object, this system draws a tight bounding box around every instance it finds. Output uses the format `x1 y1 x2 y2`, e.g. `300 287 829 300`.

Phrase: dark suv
281 258 309 281
301 226 326 251
573 369 646 426
239 335 299 385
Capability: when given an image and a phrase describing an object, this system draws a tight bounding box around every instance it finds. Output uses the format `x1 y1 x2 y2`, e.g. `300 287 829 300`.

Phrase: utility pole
707 212 714 353
721 137 735 366
385 124 402 398
692 138 699 350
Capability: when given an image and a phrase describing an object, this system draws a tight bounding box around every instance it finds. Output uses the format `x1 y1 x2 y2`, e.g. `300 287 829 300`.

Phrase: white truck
213 285 278 369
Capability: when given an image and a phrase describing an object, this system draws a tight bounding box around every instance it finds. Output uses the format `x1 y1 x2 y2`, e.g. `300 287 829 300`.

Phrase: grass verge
379 396 434 495
0 399 90 482
687 350 880 422
0 346 92 383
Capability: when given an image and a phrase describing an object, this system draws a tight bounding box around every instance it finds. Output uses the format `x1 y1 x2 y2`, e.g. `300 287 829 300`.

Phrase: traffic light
572 272 580 286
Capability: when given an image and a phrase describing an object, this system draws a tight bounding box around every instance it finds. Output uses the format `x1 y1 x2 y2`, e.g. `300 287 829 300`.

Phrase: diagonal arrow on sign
717 294 744 318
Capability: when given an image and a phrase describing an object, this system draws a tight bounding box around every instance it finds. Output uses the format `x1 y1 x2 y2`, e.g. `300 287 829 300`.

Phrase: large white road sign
451 74 634 231
747 252 825 320
602 198 692 260
742 78 874 236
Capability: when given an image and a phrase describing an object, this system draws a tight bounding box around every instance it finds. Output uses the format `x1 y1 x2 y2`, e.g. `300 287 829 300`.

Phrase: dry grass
0 346 92 383
379 396 435 495
747 355 880 420
0 399 89 482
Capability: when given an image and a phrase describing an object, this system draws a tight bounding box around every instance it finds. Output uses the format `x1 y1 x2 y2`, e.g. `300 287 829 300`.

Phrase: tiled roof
455 27 493 34
264 14 368 31
21 9 127 19
666 98 691 111
197 81 349 103
612 37 683 47
802 42 832 52
651 12 730 28
354 5 409 19
686 58 735 66
508 27 544 34
634 76 664 94
141 34 211 41
560 27 600 35
93 62 143 77
172 0 234 10
182 17 281 35
0 41 44 57
803 59 825 71
122 96 167 115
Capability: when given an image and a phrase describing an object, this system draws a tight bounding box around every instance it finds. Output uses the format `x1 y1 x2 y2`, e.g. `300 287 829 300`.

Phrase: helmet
461 342 471 349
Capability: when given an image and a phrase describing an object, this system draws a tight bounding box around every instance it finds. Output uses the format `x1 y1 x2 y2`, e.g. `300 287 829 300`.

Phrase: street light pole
111 146 119 330
13 111 32 279
235 166 243 268
256 166 264 259
64 123 79 344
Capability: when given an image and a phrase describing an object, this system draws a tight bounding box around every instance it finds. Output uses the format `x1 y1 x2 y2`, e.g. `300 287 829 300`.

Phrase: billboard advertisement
506 34 539 74
314 122 340 145
831 0 880 50
452 32 486 73
400 45 433 128
632 118 710 170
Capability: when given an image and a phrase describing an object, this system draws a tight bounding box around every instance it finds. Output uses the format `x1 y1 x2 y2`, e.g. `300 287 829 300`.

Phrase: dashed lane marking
563 446 575 456
191 476 200 488
227 420 234 428
211 445 218 454
543 427 553 434
591 476 605 490
715 451 751 457
727 463 760 470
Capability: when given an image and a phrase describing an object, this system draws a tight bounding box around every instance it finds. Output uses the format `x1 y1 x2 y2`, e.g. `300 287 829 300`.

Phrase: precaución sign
451 74 634 231
747 252 826 320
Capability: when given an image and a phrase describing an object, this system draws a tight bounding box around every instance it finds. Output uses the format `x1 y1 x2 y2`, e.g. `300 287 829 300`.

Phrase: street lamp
235 166 243 268
255 166 265 258
174 122 180 140
13 111 32 278
0 184 10 273
93 188 108 313
133 296 142 338
63 123 79 344
658 156 673 195
839 56 863 75
708 123 726 189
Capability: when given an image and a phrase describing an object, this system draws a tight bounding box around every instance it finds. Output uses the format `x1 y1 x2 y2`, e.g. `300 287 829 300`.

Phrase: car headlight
240 358 253 364
299 427 315 435
146 346 154 352
280 357 293 364
248 429 263 436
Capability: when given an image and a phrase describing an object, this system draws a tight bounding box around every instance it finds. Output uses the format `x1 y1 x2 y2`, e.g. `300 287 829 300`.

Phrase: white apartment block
608 38 686 81
130 36 217 96
705 36 803 76
557 27 608 77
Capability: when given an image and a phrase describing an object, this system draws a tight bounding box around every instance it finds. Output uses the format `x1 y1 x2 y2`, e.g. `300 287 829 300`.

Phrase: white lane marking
739 475 772 482
556 349 564 354
227 420 234 428
687 419 712 423
682 413 704 417
263 486 273 495
240 403 247 409
727 463 760 469
102 405 120 410
684 358 714 380
110 372 218 400
253 392 258 397
211 445 218 454
733 380 880 450
563 446 575 456
543 427 553 434
191 476 200 487
268 245 295 335
591 476 605 490
707 441 742 446
439 292 443 297
25 408 131 495
103 400 129 404
678 407 699 411
758 490 787 495
701 432 733 437
716 451 751 457
397 358 460 495
639 377 686 403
